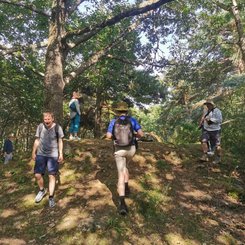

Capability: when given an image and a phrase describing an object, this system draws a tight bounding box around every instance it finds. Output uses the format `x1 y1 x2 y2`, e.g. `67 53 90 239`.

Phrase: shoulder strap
39 123 44 138
55 123 59 142
204 108 215 118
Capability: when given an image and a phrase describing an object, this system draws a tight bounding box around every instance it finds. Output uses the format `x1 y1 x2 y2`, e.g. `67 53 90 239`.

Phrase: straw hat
204 99 215 106
115 102 129 112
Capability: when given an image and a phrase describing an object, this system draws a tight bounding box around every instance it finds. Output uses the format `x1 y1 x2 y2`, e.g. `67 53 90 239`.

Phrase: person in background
198 104 215 155
69 91 81 140
3 133 15 164
32 111 64 208
200 100 222 163
106 102 144 215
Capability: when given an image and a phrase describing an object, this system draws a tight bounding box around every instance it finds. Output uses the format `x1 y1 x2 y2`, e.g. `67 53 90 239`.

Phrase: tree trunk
94 91 102 138
231 0 245 73
44 0 66 124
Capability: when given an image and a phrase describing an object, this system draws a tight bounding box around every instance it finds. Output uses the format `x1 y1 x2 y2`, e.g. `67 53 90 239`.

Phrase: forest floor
0 139 244 245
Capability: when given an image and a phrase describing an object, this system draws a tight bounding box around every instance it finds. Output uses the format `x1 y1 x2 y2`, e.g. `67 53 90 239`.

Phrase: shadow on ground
0 139 244 245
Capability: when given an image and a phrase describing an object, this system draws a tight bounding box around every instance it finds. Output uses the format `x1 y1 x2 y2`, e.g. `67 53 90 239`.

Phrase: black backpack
112 116 134 146
69 102 77 112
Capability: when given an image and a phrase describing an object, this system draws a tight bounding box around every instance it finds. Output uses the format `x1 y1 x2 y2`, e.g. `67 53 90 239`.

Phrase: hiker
3 133 14 164
31 111 64 208
200 100 222 163
69 91 82 140
198 104 215 155
106 101 144 215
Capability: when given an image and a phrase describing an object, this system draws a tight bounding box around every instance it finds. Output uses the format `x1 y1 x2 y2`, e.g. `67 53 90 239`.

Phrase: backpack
69 102 77 112
112 116 134 146
39 123 59 142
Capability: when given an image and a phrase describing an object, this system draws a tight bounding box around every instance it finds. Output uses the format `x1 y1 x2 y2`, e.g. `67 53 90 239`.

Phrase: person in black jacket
3 133 15 164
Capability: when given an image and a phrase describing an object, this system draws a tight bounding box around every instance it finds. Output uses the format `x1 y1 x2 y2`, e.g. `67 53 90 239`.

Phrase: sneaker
35 189 47 203
74 136 81 140
119 202 128 215
49 197 56 208
207 151 215 156
200 154 209 162
69 136 74 140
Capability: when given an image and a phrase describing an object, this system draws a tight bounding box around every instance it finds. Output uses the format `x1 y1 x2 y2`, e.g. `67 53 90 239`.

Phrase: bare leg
48 175 56 196
35 173 44 189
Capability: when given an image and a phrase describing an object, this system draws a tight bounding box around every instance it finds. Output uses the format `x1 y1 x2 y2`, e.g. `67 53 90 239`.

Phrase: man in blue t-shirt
106 102 144 215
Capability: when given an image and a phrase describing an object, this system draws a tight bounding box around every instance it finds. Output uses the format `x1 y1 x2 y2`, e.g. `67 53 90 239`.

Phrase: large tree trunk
94 90 102 138
231 0 245 73
44 43 65 124
44 0 66 124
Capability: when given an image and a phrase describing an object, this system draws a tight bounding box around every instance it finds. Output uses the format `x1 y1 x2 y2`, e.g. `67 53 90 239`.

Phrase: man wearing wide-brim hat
200 99 222 163
106 101 144 215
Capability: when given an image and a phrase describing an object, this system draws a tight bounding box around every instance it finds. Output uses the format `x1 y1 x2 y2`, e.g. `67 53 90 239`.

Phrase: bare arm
32 138 40 160
136 129 144 138
58 138 64 163
106 132 112 139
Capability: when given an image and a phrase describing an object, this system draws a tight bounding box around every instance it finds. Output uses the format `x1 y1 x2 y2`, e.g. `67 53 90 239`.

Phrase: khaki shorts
114 145 136 173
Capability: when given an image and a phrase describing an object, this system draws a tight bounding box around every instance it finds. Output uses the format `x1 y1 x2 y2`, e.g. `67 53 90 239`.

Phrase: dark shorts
201 130 221 146
34 155 59 175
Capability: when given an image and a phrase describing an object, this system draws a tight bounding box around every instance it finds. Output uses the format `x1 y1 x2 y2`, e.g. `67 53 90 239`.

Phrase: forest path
0 139 244 245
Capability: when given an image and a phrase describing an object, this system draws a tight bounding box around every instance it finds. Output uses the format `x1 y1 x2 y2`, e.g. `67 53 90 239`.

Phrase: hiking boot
212 156 221 164
49 197 56 208
119 202 128 215
35 189 47 203
200 154 209 162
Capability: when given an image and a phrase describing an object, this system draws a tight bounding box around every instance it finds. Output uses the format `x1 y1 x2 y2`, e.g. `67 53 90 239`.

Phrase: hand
32 153 36 161
58 154 63 163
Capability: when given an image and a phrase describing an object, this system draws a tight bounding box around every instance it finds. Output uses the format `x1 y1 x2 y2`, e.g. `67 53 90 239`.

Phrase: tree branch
64 0 174 49
64 16 146 84
0 0 50 17
106 54 171 68
0 41 48 56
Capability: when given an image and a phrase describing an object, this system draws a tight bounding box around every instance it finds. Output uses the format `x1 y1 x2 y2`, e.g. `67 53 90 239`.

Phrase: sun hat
204 99 215 106
115 102 129 112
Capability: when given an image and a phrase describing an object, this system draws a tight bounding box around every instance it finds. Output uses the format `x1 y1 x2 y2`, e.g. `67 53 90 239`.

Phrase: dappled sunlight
58 196 74 208
203 217 219 227
142 152 157 164
84 179 115 210
216 232 238 245
0 208 18 218
0 238 26 245
130 233 161 244
130 179 144 192
56 208 89 231
133 154 146 165
164 232 199 245
165 173 175 180
19 193 36 208
59 169 83 184
181 188 212 201
1 140 244 244
163 151 183 165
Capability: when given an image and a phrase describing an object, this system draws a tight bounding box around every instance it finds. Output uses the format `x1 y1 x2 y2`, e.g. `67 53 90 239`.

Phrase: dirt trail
0 139 244 245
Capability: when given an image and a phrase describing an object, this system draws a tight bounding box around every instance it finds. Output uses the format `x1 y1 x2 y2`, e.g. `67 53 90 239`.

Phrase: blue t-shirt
107 116 142 134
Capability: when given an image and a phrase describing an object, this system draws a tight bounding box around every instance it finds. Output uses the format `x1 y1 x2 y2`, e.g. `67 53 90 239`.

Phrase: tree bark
44 0 66 124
